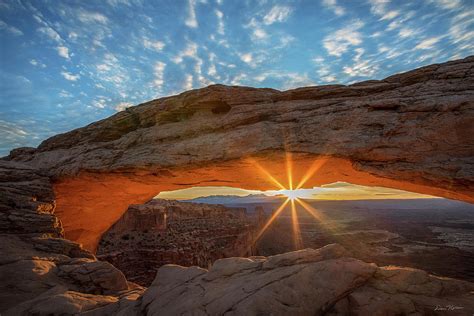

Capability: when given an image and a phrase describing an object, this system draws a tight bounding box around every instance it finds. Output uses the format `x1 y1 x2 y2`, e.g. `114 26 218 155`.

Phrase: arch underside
54 153 473 252
7 56 472 252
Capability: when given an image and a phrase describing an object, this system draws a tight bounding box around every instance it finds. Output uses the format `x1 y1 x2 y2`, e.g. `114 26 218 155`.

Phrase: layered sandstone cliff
0 160 144 313
4 56 474 252
96 199 261 286
1 57 474 315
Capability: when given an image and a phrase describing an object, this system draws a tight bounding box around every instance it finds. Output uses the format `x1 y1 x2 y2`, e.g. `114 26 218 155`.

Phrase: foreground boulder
0 160 142 312
1 57 474 315
7 244 474 315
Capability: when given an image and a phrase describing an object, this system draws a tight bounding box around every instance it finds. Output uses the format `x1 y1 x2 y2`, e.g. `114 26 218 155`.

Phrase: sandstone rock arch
8 56 474 252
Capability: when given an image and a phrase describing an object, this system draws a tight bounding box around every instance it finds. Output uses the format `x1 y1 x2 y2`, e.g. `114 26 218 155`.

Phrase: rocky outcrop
9 244 474 315
0 160 62 237
0 160 142 312
4 56 474 251
96 199 260 286
1 57 474 314
1 161 473 315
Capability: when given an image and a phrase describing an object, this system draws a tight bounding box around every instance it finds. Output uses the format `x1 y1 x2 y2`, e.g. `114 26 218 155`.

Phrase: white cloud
143 38 166 51
170 41 209 86
78 11 109 24
429 0 462 10
263 5 292 25
340 47 378 78
56 46 70 60
30 59 46 68
278 35 295 48
370 31 383 38
378 45 389 53
172 41 199 63
312 56 325 64
153 61 166 89
93 98 107 109
0 20 23 36
321 75 337 82
343 60 379 77
107 0 132 7
114 102 133 112
97 63 111 72
448 11 474 51
185 0 198 28
252 71 315 89
59 89 73 98
239 53 253 64
230 73 247 85
322 0 345 16
386 11 415 31
368 0 399 21
68 31 78 40
245 17 269 41
380 10 399 20
38 26 61 42
215 9 224 35
184 74 194 90
253 28 267 39
368 0 390 16
61 71 80 81
414 37 441 50
208 63 217 77
323 20 364 56
398 28 416 38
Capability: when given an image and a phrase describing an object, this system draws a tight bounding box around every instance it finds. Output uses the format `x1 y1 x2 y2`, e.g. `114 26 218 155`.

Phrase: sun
280 189 303 200
245 153 331 253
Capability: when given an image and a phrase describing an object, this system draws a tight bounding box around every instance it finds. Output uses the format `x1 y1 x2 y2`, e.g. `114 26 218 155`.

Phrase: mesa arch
8 56 474 252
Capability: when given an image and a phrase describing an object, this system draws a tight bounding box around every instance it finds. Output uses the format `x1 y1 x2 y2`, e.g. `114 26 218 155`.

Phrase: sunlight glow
254 198 290 242
251 153 328 248
296 157 328 189
249 158 287 190
279 189 305 200
290 199 303 249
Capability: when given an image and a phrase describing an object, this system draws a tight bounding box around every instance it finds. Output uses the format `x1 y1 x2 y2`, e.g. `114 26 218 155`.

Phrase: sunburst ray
248 158 287 190
290 199 303 249
254 198 290 242
295 157 328 190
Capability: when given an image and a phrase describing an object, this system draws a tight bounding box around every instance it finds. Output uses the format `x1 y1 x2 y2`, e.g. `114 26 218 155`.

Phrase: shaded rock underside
6 56 474 252
1 57 474 314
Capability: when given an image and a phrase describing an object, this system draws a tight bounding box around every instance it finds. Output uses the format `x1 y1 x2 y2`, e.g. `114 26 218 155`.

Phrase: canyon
1 56 473 314
96 199 264 286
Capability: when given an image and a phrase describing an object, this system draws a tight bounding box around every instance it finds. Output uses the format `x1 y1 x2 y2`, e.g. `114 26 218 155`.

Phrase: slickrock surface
8 244 474 315
137 244 474 316
4 56 474 251
1 160 473 315
1 57 474 314
96 199 262 286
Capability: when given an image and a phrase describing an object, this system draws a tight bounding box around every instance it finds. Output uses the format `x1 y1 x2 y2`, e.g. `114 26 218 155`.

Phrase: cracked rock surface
6 56 474 252
1 57 474 315
0 160 142 313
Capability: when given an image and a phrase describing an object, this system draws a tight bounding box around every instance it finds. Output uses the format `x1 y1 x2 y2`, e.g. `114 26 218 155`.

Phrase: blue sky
1 0 473 156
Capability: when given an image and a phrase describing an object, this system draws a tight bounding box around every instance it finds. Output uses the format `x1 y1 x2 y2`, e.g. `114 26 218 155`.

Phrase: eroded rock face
0 160 62 237
1 57 474 314
0 160 141 312
4 56 474 251
96 199 261 286
91 244 474 315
